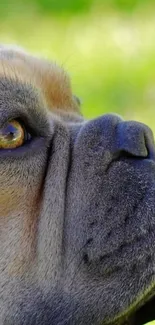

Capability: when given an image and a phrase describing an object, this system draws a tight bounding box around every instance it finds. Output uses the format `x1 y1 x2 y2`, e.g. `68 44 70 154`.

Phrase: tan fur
1 172 42 276
0 45 80 113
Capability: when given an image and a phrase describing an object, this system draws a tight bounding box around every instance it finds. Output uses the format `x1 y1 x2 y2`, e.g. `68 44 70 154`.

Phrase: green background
1 0 155 323
1 0 155 133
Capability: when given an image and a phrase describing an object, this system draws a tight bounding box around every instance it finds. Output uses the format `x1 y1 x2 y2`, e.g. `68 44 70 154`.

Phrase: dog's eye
0 120 31 149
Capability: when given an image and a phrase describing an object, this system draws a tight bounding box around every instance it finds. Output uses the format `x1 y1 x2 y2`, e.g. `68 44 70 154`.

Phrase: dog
1 44 155 325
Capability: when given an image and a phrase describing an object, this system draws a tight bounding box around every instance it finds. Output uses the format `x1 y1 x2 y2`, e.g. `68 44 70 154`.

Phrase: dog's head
1 45 155 325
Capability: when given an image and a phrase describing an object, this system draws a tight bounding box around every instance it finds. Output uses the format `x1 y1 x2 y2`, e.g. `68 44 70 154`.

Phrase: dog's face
1 45 155 325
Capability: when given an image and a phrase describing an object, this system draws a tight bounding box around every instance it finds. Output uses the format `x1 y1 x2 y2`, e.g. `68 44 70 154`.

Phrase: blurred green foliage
1 0 155 14
0 0 155 137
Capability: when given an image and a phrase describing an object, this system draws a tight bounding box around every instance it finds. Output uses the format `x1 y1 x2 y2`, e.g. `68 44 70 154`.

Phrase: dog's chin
13 294 155 325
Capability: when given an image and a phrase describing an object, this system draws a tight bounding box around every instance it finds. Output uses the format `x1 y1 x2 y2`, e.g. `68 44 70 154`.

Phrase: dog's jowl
1 45 155 325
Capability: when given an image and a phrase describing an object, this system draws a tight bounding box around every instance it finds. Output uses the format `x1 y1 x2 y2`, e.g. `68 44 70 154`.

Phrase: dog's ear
0 45 80 114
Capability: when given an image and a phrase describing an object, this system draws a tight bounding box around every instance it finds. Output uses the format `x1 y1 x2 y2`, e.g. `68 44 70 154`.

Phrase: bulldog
1 45 155 325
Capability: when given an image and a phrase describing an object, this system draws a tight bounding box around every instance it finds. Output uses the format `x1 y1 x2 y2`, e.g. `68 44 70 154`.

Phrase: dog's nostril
116 121 155 160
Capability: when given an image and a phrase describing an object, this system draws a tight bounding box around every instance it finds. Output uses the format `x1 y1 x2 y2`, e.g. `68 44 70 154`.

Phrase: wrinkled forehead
0 77 50 137
0 46 79 114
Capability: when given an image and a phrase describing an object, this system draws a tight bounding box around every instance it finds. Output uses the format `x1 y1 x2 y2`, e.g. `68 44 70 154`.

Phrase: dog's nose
116 121 155 160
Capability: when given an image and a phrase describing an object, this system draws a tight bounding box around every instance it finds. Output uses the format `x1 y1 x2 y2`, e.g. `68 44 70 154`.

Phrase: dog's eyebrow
0 77 51 137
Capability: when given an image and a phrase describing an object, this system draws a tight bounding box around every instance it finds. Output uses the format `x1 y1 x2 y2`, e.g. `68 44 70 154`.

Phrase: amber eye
0 120 31 149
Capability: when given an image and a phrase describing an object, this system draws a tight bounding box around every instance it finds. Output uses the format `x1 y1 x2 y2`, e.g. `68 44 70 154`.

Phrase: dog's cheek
0 168 42 277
